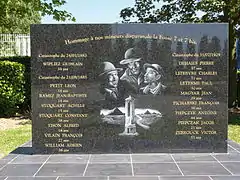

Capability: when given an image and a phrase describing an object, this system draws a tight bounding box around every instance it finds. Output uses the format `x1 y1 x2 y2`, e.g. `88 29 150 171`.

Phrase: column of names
37 54 88 153
173 53 221 140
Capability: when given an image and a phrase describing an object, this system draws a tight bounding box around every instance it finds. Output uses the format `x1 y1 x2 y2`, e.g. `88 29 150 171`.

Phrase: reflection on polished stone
31 24 228 154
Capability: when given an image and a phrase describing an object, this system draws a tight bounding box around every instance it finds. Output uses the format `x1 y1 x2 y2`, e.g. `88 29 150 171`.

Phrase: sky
41 0 204 24
42 0 138 24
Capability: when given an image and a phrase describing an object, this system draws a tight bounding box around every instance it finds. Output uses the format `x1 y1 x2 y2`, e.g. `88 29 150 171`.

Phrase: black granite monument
31 23 228 154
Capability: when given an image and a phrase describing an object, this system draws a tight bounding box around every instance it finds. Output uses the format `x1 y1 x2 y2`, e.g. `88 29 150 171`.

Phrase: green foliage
120 0 239 24
0 56 31 113
120 0 238 107
0 0 41 33
0 0 75 33
39 0 76 22
0 56 31 69
0 61 25 117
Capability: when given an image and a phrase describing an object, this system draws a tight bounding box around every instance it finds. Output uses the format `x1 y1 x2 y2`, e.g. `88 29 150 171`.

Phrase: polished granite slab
0 140 240 180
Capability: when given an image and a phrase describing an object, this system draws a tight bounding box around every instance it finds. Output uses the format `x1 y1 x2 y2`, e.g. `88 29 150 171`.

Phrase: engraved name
179 81 212 86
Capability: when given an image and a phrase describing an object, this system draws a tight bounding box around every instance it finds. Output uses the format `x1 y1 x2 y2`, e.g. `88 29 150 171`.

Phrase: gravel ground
0 117 31 130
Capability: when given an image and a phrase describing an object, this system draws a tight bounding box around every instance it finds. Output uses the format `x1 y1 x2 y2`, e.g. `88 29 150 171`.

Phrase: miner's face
128 61 140 75
107 70 119 88
144 67 160 83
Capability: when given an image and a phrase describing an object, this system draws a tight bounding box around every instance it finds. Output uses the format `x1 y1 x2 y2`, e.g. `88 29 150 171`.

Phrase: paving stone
0 154 19 163
0 164 42 176
228 142 240 153
90 154 130 164
7 177 56 180
227 146 239 153
211 176 240 180
221 162 240 175
47 154 89 164
228 141 240 150
159 176 211 180
133 163 181 175
110 177 157 180
0 142 239 178
10 155 50 164
0 164 6 169
178 162 231 175
35 163 86 176
172 154 215 162
59 177 107 180
213 154 240 162
85 164 132 176
132 154 173 163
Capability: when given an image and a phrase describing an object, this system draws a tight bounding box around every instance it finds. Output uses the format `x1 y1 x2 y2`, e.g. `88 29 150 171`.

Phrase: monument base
2 140 237 179
119 124 139 136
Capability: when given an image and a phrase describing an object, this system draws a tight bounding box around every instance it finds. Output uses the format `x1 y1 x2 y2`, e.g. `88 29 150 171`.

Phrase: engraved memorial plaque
31 24 228 153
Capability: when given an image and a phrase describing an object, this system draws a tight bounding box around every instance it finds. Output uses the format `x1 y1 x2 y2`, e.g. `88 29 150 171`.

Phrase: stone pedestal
119 124 138 136
119 96 139 136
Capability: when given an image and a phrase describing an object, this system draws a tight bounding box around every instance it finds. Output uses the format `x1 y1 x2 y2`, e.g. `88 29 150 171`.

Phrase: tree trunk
228 22 237 107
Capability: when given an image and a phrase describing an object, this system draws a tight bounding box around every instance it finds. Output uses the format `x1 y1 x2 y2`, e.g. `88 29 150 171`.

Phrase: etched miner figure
119 95 139 136
120 48 144 94
99 62 125 108
140 63 167 95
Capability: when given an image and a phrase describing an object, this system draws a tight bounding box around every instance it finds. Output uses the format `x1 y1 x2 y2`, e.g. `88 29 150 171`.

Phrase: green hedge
0 61 25 117
0 56 30 71
0 56 31 113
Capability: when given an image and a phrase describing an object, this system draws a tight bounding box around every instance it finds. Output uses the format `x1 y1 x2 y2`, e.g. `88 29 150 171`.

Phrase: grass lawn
0 124 31 156
0 122 239 157
228 124 240 143
228 115 240 144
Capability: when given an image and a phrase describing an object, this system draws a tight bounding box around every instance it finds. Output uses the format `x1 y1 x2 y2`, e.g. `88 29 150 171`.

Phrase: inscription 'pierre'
177 61 215 66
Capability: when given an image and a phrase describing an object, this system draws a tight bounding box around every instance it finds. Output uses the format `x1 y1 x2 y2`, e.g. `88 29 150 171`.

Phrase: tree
0 0 75 33
0 0 40 33
173 41 184 79
136 38 148 63
209 36 222 80
120 0 239 107
210 36 222 53
38 0 75 22
186 40 196 65
148 39 158 63
186 40 196 55
158 39 172 81
199 35 210 54
112 38 127 65
127 38 135 49
176 41 184 55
